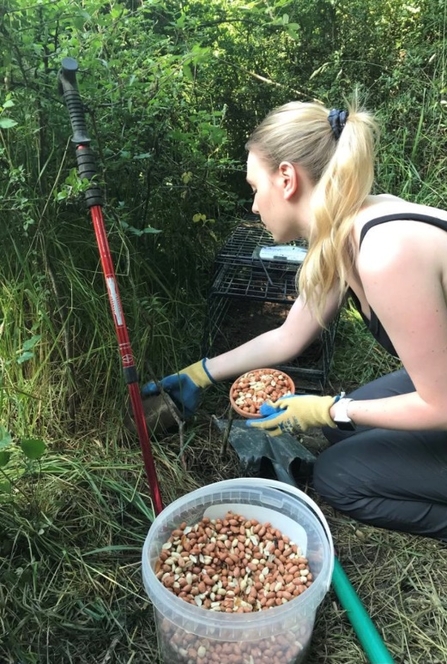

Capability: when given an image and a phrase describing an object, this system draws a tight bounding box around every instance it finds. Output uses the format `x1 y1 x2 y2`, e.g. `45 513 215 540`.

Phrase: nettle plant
0 427 46 497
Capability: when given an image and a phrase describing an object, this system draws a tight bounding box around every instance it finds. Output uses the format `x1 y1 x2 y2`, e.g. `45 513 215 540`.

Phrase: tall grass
1 448 158 663
0 431 202 664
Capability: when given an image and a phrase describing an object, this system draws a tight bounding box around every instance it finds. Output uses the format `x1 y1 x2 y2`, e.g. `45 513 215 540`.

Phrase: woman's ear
278 161 300 200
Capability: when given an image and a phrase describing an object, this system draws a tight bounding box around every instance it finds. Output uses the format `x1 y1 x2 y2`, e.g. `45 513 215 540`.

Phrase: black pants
312 369 447 541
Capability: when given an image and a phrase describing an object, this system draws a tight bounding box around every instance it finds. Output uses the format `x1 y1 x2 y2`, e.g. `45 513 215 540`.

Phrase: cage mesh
203 220 337 392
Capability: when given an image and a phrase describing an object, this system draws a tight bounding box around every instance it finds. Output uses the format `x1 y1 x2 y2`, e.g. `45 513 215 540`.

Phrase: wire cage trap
203 219 338 393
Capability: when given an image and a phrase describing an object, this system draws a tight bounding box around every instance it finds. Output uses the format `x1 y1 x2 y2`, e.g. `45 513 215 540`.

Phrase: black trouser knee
313 370 447 541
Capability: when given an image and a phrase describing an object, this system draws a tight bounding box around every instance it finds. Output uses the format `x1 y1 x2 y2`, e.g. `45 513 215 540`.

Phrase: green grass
2 410 447 664
0 231 445 664
0 437 200 664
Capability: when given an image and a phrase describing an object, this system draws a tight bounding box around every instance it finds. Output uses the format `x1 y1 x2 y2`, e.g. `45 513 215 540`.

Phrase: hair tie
328 108 349 140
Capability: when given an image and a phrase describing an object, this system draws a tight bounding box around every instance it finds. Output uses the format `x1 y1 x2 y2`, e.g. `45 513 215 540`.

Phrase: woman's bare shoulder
356 195 447 226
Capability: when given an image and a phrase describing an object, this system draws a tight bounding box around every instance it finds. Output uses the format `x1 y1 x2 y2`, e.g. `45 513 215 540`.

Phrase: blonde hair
246 97 379 324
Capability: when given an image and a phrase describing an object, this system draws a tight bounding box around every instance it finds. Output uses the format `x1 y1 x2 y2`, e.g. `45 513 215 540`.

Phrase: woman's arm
343 221 447 430
207 289 340 382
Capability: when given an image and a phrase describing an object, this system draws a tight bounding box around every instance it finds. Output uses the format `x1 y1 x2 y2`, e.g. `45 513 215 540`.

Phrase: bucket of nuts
142 478 334 664
229 368 295 418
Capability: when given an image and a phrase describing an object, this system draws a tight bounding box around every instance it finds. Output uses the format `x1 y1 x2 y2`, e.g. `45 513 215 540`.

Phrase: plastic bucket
142 478 334 664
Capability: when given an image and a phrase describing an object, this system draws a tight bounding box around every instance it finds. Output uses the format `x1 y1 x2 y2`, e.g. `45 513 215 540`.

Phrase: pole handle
58 57 91 145
58 57 103 208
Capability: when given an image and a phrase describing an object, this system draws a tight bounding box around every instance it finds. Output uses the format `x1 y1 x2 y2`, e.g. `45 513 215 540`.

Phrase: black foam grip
75 147 103 207
59 58 103 208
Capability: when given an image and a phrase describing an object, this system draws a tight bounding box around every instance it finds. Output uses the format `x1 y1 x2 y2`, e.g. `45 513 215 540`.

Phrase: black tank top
349 213 447 358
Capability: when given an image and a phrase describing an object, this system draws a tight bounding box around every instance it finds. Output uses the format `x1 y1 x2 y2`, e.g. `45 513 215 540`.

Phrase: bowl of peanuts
229 368 295 418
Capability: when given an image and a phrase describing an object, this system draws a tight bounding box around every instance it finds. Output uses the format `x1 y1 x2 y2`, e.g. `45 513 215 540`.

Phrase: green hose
332 557 395 663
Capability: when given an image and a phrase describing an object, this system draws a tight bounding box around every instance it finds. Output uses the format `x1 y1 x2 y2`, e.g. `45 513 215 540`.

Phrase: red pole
59 58 163 516
89 204 164 516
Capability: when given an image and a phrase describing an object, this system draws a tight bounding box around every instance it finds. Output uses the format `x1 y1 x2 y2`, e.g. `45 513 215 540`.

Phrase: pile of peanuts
230 369 293 416
154 511 313 664
158 621 311 664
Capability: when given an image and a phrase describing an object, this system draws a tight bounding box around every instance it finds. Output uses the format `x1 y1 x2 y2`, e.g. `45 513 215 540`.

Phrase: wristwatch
332 395 356 431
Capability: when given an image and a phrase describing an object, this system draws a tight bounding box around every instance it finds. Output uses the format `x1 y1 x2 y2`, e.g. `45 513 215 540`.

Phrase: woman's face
246 150 303 243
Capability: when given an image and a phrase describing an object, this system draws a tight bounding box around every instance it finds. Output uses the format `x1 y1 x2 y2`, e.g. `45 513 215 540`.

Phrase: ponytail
246 96 379 325
300 97 379 323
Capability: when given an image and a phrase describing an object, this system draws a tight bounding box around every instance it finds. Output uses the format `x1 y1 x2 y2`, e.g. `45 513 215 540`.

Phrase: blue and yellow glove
246 394 337 436
141 359 216 420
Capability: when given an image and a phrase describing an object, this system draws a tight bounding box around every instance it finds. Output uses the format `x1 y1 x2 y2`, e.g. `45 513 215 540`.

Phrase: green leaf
17 351 34 364
20 438 46 460
0 118 17 129
192 213 207 223
133 153 152 160
286 25 300 41
0 480 12 494
22 335 41 351
0 428 12 450
120 220 161 236
182 64 193 81
0 451 11 467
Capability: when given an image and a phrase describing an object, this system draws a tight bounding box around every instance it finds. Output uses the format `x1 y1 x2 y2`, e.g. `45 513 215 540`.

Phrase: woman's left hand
246 394 336 435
